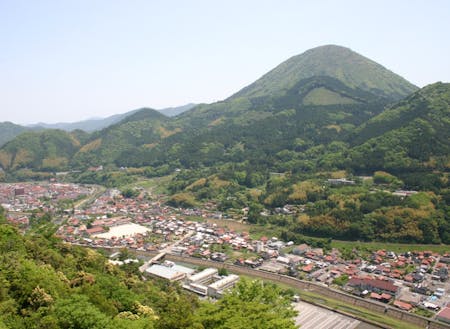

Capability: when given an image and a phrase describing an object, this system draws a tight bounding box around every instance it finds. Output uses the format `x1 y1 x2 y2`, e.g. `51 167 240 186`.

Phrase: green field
331 239 450 254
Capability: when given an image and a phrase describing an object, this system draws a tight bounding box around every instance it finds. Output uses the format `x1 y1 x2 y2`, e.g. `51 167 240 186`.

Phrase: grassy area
332 239 450 254
413 308 434 318
184 216 205 223
205 218 254 233
124 175 174 194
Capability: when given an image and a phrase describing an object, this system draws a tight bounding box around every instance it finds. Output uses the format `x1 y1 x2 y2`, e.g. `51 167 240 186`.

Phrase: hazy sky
1 0 449 124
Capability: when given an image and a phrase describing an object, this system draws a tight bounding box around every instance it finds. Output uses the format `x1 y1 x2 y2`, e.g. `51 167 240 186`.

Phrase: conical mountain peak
232 45 418 101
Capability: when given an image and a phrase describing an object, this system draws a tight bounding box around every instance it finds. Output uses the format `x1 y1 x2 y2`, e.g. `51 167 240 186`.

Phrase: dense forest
0 207 298 329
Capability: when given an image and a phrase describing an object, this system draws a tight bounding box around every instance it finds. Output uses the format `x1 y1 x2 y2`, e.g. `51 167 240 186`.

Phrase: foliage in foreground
195 280 297 329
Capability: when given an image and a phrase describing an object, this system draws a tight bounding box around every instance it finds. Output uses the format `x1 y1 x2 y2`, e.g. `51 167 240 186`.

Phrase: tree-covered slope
0 130 81 171
0 122 29 147
348 82 450 173
144 75 392 169
231 44 418 101
71 108 178 168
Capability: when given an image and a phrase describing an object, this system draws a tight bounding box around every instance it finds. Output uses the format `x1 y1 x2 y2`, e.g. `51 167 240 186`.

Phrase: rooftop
145 264 185 281
437 307 450 321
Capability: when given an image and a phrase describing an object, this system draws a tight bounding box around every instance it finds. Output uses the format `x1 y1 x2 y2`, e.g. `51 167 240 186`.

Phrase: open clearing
93 223 150 239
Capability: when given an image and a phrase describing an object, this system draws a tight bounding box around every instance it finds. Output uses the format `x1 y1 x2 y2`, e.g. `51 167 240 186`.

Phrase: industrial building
145 264 186 282
144 259 240 298
207 274 240 298
184 282 209 296
187 268 218 285
145 262 195 282
181 267 239 298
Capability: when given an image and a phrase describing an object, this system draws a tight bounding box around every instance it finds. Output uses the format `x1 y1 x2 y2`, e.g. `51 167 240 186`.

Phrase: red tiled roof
381 293 392 300
86 226 105 234
404 275 413 282
393 300 413 311
370 292 382 299
348 277 398 293
302 264 314 272
437 307 450 321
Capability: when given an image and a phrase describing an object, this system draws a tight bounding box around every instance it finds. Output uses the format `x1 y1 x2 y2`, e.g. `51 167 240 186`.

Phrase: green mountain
231 44 418 100
0 122 29 147
147 44 420 169
349 82 450 173
0 129 81 171
71 108 175 168
176 45 418 130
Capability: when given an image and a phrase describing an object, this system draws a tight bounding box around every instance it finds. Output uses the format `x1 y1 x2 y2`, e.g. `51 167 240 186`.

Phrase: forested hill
0 129 83 172
229 44 418 100
0 122 29 147
175 45 418 129
348 82 450 174
70 108 176 169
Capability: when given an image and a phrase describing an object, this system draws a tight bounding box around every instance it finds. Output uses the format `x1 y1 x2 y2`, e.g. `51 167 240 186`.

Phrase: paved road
294 301 361 329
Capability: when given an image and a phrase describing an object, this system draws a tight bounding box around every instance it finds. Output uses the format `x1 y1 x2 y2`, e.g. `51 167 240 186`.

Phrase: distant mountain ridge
0 122 30 147
27 111 139 133
158 103 197 117
26 103 196 133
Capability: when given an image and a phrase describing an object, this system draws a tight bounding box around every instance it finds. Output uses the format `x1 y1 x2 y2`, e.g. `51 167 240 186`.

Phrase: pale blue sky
1 0 449 124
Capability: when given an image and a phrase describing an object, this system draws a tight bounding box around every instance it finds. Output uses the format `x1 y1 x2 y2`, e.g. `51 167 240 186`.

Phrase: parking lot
293 301 363 329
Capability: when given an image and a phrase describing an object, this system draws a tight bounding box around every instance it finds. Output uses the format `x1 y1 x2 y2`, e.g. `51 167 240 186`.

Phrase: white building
207 274 239 298
145 264 186 282
188 268 218 285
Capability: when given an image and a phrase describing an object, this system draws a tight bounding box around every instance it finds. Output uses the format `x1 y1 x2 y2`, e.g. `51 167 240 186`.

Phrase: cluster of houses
1 182 93 227
0 182 93 213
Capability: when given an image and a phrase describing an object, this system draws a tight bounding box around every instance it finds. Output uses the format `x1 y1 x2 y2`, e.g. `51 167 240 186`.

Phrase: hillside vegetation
0 122 29 147
0 130 81 171
230 45 418 100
